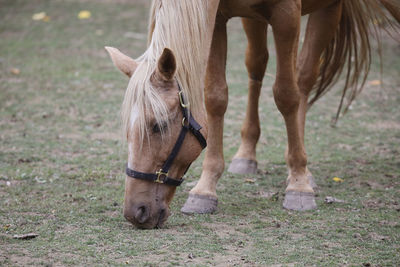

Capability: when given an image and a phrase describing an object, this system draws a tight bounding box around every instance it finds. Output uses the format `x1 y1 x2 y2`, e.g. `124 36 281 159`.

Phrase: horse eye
153 123 161 133
152 122 167 133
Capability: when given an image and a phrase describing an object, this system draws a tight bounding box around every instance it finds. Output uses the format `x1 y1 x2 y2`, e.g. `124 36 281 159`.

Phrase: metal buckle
155 169 168 183
178 91 189 108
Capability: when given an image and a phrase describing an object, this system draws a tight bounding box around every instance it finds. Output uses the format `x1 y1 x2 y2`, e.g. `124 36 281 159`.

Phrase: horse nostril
159 208 166 221
134 205 149 224
155 207 168 228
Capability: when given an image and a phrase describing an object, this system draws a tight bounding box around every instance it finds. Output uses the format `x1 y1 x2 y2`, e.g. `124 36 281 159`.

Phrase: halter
125 83 207 186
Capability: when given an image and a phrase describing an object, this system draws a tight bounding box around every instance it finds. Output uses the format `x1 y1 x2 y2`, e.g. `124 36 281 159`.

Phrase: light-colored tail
307 0 400 124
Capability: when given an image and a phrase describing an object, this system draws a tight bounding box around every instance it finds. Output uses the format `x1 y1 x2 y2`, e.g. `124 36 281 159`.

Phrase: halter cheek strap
125 84 207 186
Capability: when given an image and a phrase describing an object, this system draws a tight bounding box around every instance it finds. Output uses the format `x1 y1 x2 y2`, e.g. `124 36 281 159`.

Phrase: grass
1 0 399 266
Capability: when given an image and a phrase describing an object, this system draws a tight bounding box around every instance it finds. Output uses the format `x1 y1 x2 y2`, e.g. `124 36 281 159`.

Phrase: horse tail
308 0 400 125
380 0 400 24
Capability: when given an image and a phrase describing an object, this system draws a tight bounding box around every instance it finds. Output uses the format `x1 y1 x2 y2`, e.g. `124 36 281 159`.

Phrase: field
1 0 399 266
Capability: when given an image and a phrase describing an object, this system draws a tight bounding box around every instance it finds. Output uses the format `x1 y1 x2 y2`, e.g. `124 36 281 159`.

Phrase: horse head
106 46 207 228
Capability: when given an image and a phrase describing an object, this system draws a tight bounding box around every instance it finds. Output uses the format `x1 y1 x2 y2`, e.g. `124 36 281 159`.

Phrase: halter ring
155 169 168 183
179 91 190 108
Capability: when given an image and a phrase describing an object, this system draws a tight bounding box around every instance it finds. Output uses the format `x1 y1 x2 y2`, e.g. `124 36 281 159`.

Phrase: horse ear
156 48 176 81
105 46 138 77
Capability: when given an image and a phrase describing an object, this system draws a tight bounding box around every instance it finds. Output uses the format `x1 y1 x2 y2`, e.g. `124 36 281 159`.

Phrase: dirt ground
1 0 399 266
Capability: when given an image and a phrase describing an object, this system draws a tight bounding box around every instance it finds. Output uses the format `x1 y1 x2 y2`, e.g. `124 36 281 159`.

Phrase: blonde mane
121 0 209 140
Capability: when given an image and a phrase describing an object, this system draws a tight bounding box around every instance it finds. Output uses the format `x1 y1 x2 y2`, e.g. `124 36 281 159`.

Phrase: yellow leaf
368 80 381 86
42 15 50 22
32 12 46 21
78 10 91 19
332 177 343 183
10 68 20 75
245 178 255 183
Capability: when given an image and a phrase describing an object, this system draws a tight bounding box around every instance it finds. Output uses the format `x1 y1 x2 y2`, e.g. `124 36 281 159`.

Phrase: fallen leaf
10 68 20 75
325 196 345 204
332 177 343 183
245 178 255 183
368 80 381 86
42 15 50 22
78 10 91 19
32 12 46 21
372 18 383 25
258 191 279 201
13 233 38 240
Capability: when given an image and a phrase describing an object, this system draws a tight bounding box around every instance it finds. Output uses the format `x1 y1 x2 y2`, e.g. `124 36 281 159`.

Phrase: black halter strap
125 84 207 186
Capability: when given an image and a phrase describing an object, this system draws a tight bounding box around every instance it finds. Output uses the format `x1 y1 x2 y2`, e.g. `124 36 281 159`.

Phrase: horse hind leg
228 18 268 175
293 2 343 195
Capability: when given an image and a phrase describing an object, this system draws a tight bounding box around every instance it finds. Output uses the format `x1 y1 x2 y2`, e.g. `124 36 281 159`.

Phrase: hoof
181 194 218 214
228 158 257 174
283 191 317 211
308 174 318 190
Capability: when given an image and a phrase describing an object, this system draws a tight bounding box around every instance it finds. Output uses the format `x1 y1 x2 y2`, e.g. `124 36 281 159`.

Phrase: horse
105 0 399 229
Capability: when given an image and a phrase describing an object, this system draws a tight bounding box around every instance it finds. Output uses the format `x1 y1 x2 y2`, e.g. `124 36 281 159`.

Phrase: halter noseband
125 83 207 186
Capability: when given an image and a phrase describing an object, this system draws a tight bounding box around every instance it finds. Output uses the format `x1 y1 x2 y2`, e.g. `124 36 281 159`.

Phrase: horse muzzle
123 202 170 229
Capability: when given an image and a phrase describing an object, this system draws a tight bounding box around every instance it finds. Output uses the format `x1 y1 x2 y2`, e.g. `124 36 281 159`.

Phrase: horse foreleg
181 17 228 214
269 0 317 211
296 2 343 190
228 18 268 175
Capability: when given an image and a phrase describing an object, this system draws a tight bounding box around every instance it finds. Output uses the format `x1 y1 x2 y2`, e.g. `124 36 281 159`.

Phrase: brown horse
106 0 399 228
